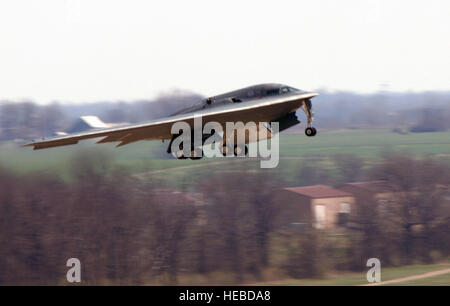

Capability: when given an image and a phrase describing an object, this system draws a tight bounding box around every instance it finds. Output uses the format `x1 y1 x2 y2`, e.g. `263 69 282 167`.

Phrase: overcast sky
1 0 449 103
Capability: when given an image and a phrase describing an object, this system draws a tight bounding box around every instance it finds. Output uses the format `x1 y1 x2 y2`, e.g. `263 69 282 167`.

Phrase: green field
256 263 450 286
386 273 450 286
1 129 450 183
279 128 450 158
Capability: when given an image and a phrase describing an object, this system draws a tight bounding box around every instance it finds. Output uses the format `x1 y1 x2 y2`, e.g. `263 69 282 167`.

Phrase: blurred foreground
0 144 449 285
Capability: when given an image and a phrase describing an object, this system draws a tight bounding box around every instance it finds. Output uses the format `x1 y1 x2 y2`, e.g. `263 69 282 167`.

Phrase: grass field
256 263 450 286
1 129 450 183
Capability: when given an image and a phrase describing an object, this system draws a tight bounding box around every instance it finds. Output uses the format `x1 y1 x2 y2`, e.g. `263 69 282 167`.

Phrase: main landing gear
173 143 204 160
167 131 206 160
173 143 248 160
222 144 248 157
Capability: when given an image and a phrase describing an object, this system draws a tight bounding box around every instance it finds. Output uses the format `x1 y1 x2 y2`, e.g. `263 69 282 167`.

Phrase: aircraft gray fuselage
171 83 309 116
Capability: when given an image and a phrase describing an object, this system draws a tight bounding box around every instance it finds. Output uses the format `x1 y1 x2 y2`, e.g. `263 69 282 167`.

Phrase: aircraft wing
25 92 317 150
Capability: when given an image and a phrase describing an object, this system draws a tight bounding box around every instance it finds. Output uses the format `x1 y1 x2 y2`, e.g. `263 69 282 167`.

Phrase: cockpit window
266 88 280 95
280 86 300 94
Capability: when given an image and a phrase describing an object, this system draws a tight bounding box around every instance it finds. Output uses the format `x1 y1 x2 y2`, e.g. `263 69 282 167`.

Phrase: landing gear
221 144 248 157
301 98 317 137
174 148 203 160
221 144 231 156
233 144 248 157
305 127 317 137
172 141 204 160
174 149 188 159
189 148 203 160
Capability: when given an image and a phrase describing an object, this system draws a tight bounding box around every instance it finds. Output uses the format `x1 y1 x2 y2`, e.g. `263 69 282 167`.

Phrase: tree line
2 90 450 141
0 152 449 285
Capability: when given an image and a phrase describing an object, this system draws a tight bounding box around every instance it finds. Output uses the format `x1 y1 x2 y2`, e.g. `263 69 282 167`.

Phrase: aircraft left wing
25 115 191 150
24 92 318 150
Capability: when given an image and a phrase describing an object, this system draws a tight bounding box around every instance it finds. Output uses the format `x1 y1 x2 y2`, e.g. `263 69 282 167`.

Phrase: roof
340 181 394 193
284 185 352 199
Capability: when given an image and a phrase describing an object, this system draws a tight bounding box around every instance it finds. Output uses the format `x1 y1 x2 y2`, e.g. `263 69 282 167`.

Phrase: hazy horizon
1 0 450 104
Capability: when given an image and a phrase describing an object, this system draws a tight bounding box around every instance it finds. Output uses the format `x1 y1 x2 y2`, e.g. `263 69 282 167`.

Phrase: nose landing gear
302 99 317 137
305 127 317 137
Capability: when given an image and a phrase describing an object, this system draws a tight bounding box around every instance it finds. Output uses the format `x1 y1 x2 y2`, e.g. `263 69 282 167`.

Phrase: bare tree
371 154 450 264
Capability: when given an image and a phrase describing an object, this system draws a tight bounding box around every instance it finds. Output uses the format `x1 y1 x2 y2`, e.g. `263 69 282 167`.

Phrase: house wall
273 191 356 229
311 196 355 229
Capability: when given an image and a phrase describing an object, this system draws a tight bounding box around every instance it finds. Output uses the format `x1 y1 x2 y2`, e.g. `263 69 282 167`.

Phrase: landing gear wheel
174 150 187 159
305 127 317 137
233 145 248 157
190 148 203 160
172 142 188 159
221 144 231 157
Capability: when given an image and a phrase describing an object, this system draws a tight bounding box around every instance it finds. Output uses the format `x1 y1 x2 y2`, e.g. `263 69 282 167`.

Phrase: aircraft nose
304 92 319 99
